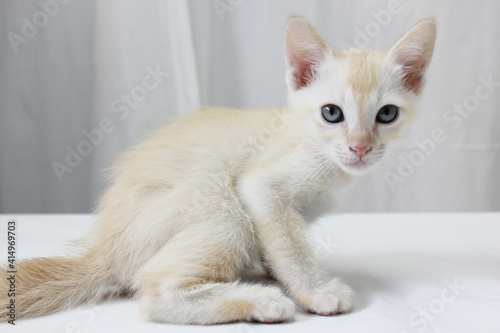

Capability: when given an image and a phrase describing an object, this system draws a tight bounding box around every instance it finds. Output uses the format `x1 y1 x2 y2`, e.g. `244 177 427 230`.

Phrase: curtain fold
90 0 200 201
0 0 498 213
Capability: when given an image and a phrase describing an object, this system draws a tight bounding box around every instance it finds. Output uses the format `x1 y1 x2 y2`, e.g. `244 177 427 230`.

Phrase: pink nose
349 145 372 158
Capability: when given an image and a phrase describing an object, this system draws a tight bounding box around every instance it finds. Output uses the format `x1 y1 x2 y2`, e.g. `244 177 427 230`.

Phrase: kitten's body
0 17 436 324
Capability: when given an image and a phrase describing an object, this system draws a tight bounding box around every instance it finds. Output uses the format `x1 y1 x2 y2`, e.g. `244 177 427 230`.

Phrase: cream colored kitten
1 17 436 324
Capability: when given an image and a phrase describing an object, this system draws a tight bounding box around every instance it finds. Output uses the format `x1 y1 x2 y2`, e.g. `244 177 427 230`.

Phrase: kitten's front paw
296 278 354 316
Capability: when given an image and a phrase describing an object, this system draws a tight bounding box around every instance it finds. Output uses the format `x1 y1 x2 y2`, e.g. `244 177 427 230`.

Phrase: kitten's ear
285 16 330 91
388 19 437 94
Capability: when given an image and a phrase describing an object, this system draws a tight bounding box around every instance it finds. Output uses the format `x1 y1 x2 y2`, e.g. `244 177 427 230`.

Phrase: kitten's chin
339 160 377 175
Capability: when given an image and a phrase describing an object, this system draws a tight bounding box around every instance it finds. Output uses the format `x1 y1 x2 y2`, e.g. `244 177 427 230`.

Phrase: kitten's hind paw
245 288 296 323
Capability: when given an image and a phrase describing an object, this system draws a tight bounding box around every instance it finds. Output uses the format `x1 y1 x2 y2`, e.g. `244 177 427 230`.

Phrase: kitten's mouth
334 146 384 174
346 159 371 168
340 157 378 174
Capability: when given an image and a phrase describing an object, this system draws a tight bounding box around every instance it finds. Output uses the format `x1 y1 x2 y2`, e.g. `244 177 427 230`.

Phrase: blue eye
321 104 344 123
376 105 398 123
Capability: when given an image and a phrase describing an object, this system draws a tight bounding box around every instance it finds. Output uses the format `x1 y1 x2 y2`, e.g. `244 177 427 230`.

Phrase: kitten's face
284 17 436 175
289 49 415 175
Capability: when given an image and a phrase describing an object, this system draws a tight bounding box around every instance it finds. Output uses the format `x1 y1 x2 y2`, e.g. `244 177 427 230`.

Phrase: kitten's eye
321 104 344 123
376 105 398 123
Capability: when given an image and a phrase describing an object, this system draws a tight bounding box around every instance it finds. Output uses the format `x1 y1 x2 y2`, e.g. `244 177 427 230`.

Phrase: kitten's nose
349 145 372 158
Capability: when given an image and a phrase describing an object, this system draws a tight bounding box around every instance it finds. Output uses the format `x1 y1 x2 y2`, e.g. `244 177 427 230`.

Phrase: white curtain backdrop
1 0 499 213
91 0 200 202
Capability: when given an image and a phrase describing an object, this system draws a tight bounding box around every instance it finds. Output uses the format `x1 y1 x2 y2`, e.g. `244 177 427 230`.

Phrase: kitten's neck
244 107 354 201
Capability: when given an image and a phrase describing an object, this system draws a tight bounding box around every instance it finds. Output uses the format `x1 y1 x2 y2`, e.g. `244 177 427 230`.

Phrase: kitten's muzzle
349 145 372 159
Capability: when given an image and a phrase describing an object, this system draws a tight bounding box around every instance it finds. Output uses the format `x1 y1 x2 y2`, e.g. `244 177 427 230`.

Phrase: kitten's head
284 17 436 175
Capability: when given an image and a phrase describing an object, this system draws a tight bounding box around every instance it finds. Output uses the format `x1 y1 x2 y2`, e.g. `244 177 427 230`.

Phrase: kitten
1 16 436 324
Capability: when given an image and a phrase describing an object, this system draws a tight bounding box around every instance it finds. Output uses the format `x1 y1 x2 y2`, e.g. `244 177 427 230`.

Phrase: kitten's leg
139 278 295 324
134 188 295 324
245 200 354 316
135 230 295 324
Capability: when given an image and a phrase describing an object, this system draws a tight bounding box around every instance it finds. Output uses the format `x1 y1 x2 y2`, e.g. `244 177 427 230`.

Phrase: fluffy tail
1 255 113 321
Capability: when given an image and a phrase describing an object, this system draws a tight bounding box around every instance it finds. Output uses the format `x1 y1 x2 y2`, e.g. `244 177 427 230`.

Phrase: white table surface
1 213 499 333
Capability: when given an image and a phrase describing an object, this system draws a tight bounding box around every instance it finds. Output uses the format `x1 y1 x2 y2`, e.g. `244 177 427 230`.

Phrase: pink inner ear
401 57 427 94
288 45 323 90
285 17 329 91
389 19 436 94
292 56 315 90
